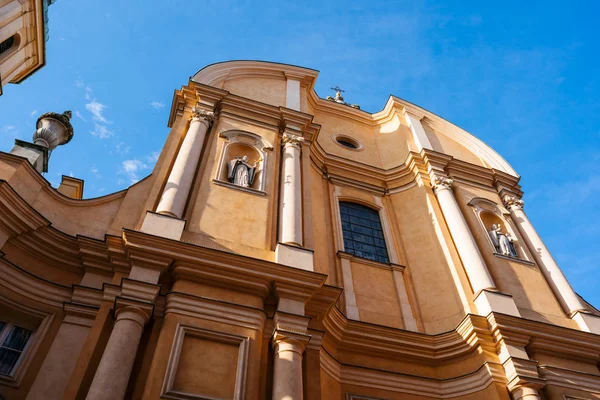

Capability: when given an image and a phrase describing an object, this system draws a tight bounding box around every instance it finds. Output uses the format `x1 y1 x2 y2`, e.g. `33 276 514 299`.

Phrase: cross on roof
330 86 345 94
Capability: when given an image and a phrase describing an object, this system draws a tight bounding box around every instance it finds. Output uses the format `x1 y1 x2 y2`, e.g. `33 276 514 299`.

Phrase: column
85 306 149 400
279 132 304 246
271 331 309 400
155 108 215 218
503 195 585 315
432 175 496 293
511 387 542 400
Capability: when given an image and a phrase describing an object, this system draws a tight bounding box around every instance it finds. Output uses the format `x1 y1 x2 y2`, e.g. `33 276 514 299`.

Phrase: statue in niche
488 224 518 257
227 155 258 188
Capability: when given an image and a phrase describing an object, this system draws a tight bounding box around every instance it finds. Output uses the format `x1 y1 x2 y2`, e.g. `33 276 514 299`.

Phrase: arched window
0 36 15 56
339 202 389 263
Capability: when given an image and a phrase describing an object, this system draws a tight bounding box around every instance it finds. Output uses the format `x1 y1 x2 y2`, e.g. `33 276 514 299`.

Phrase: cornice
311 144 520 196
0 154 127 208
191 60 319 88
323 307 494 363
0 256 71 309
122 229 330 304
164 291 267 331
0 180 49 236
321 350 506 399
10 226 82 273
538 365 600 393
488 313 600 363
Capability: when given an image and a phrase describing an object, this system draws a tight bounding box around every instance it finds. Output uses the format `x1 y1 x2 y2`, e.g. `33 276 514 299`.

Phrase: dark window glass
0 325 32 376
0 36 15 55
336 139 357 149
339 202 389 264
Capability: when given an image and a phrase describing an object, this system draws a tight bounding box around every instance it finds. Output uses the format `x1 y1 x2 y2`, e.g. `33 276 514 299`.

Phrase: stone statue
505 233 518 257
488 224 518 257
227 155 257 188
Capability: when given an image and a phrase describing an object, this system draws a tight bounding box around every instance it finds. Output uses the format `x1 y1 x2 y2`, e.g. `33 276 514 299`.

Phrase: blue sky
1 1 599 306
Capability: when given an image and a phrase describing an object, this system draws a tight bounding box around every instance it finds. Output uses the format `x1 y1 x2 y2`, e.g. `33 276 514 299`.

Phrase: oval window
337 139 357 149
332 135 363 151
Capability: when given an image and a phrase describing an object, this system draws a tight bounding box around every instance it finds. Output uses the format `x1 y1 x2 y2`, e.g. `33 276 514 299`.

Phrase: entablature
322 307 495 364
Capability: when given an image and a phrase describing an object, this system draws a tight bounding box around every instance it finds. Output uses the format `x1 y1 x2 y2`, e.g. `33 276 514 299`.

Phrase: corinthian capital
431 174 453 192
503 195 524 211
281 132 305 148
190 107 216 123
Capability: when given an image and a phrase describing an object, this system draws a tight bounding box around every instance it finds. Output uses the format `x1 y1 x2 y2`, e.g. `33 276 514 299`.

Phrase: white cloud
114 141 130 155
146 151 160 163
85 100 108 123
2 125 15 133
30 109 37 117
151 101 165 110
120 159 149 184
74 110 87 122
75 77 85 88
91 165 102 178
90 123 113 139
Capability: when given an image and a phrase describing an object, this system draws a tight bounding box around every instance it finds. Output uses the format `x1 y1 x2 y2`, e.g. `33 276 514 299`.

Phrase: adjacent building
1 60 599 400
0 0 56 95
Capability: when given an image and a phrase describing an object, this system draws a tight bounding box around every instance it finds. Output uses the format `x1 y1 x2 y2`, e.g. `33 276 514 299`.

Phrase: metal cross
330 86 345 94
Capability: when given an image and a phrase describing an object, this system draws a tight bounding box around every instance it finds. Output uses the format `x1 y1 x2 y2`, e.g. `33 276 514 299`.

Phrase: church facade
1 60 600 399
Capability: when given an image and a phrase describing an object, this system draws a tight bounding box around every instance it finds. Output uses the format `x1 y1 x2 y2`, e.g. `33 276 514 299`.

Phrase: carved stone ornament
431 174 453 192
281 132 305 148
503 195 524 210
190 107 216 123
34 110 74 150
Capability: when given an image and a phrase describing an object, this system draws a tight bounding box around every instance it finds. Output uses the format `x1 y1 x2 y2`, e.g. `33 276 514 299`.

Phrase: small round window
332 134 363 151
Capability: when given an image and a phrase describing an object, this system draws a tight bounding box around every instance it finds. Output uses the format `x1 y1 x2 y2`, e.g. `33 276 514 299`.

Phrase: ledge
212 179 266 196
493 252 536 267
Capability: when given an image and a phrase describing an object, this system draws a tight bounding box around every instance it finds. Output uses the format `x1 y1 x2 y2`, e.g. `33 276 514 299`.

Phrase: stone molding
0 257 72 308
161 323 249 400
120 278 161 303
321 350 506 399
164 292 267 331
538 365 600 393
323 307 496 363
273 311 310 336
114 297 154 325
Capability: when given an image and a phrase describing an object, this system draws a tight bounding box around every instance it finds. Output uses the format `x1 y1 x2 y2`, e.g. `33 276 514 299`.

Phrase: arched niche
467 197 531 262
214 130 273 194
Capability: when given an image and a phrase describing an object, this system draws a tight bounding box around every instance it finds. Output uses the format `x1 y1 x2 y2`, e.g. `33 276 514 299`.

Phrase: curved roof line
190 60 518 177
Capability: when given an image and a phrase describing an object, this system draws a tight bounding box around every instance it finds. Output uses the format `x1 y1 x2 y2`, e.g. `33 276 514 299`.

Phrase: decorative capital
190 107 216 124
281 132 305 149
431 174 453 192
271 329 311 354
503 195 524 211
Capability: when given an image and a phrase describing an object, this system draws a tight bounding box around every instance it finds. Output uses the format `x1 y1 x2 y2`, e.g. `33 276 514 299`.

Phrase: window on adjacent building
339 202 390 264
0 36 15 56
0 321 33 376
